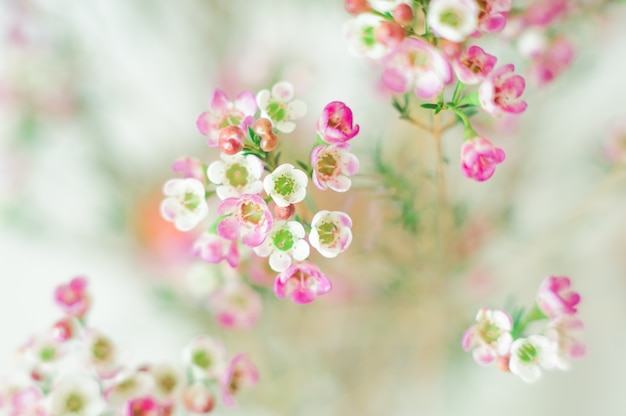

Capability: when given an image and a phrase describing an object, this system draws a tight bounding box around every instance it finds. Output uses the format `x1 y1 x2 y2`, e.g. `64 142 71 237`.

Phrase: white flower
253 221 310 272
182 335 227 380
343 13 388 59
105 370 153 406
150 363 184 402
49 374 104 416
427 0 479 42
160 178 208 231
509 335 558 383
256 81 307 133
207 153 264 200
84 330 118 378
462 308 513 365
309 211 353 258
263 164 308 207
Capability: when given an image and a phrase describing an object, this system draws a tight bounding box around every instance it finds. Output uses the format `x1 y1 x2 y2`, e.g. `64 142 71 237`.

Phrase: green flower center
225 163 249 187
40 346 57 362
362 26 376 47
183 191 202 210
273 175 295 196
158 374 177 394
317 153 338 178
409 50 430 68
241 202 263 224
65 393 84 413
267 102 286 122
93 338 113 362
192 350 213 370
517 342 539 363
273 229 295 251
220 112 243 129
317 222 338 246
478 321 501 343
441 10 461 27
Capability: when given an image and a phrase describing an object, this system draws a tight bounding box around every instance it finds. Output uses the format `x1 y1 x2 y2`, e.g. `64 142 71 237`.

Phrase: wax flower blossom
84 331 118 378
476 0 512 33
183 383 215 413
479 64 527 117
316 101 360 144
536 276 580 318
196 89 257 147
460 137 506 182
274 262 333 304
508 335 558 383
544 315 586 369
263 164 308 208
49 375 104 416
527 37 575 86
210 282 263 329
311 143 360 192
193 232 240 268
160 178 209 232
343 13 389 59
256 81 307 134
382 37 452 100
217 194 273 247
453 45 497 85
4 385 46 416
221 354 259 407
427 0 479 43
172 157 206 184
253 220 310 272
207 153 264 200
462 308 513 365
309 210 353 258
182 335 227 380
54 276 90 318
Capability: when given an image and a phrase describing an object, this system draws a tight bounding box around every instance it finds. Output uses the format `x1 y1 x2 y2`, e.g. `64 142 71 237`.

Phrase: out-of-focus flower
460 137 506 182
84 331 118 379
253 220 310 272
479 64 527 116
49 374 103 416
124 396 162 416
545 316 586 370
256 81 307 133
210 282 262 329
105 370 152 407
527 37 574 86
523 0 569 27
509 335 558 383
369 0 411 13
462 308 513 365
207 153 264 200
172 157 206 184
536 276 580 318
309 211 353 258
193 232 240 268
221 354 259 407
160 178 209 232
343 13 389 59
274 262 333 304
263 164 308 208
311 143 360 192
22 334 64 377
316 101 360 144
453 45 497 85
217 194 273 247
183 382 215 414
149 363 183 403
6 385 46 416
427 0 479 42
477 0 512 33
51 317 79 343
54 277 90 318
196 89 257 147
382 37 452 99
182 335 227 380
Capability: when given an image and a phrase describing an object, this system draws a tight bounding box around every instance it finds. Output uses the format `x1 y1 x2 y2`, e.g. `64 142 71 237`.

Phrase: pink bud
274 204 295 220
219 126 244 155
393 4 414 26
345 0 371 15
374 21 405 47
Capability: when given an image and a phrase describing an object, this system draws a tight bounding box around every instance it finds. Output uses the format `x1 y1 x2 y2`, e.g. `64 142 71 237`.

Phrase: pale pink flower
479 64 527 116
196 89 257 147
545 316 586 370
263 164 308 208
7 386 46 416
22 334 65 376
527 37 574 86
343 13 389 59
427 0 479 42
476 0 512 34
54 276 90 318
253 220 310 272
105 370 152 407
149 363 183 403
275 262 332 304
221 354 259 407
309 211 353 258
183 382 215 414
217 194 273 247
536 276 580 318
453 45 497 85
124 396 162 416
462 308 513 365
193 232 240 268
316 101 360 144
210 282 262 329
382 37 452 100
524 0 570 27
160 178 209 232
51 317 79 343
460 137 506 182
207 153 264 200
509 335 558 383
172 157 205 184
49 374 104 416
311 144 360 192
84 331 119 379
183 335 227 380
256 81 307 133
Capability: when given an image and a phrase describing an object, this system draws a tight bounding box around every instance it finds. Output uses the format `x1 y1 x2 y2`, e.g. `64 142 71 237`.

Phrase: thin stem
404 115 432 133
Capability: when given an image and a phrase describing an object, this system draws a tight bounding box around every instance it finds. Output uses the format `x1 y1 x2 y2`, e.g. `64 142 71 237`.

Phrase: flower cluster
161 82 361 305
462 275 584 383
0 277 258 415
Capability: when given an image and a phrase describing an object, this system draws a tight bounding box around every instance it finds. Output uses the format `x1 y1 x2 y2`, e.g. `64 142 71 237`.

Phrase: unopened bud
253 118 273 136
393 4 414 26
274 204 296 220
219 126 244 155
345 0 370 15
259 132 279 152
375 21 405 47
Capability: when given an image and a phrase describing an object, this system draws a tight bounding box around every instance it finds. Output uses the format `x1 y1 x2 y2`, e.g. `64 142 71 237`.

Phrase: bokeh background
1 0 626 415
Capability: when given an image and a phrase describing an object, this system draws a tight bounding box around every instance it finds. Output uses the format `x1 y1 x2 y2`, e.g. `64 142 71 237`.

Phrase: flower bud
259 132 279 152
253 118 273 136
183 383 215 413
274 204 295 220
345 0 370 15
219 126 244 155
393 4 414 26
496 355 510 372
374 21 405 47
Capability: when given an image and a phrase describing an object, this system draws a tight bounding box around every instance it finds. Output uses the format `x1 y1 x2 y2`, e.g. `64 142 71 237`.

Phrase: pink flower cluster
463 275 584 383
0 277 258 415
162 84 361 307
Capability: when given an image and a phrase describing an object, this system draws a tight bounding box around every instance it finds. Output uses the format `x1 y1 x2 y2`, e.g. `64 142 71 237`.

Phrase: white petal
292 240 310 261
286 221 305 238
269 251 292 272
276 121 296 133
216 186 239 200
290 187 307 204
287 100 307 119
207 161 226 185
271 81 294 102
256 89 271 110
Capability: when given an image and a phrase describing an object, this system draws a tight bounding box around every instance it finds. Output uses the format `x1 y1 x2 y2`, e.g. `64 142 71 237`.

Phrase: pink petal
210 89 230 112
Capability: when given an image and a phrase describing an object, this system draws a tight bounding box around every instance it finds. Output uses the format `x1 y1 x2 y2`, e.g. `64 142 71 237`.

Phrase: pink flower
193 232 240 268
183 383 215 413
217 194 273 247
382 37 452 100
479 64 527 116
172 157 205 184
536 276 580 318
527 37 574 86
311 143 360 192
196 89 257 147
524 0 570 27
51 317 79 343
545 315 586 370
8 386 46 416
274 262 332 304
316 101 360 144
125 396 162 416
462 308 513 365
54 277 90 318
210 283 262 329
220 354 259 407
477 0 512 34
460 137 506 182
453 46 497 85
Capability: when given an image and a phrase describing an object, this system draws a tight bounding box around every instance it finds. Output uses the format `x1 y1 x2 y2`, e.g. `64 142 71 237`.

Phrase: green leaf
420 103 438 109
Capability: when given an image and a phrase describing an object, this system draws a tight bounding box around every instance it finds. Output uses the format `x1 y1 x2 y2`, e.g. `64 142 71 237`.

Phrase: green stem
451 81 465 104
511 303 547 339
450 108 477 139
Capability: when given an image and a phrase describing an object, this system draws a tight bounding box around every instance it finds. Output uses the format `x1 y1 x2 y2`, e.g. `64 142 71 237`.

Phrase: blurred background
1 0 626 414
